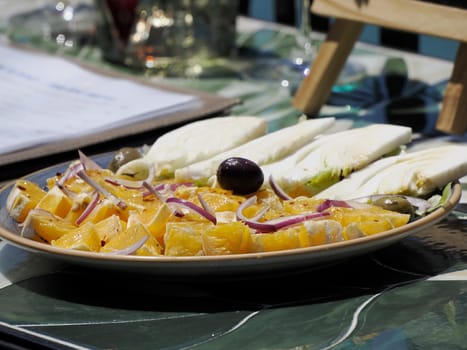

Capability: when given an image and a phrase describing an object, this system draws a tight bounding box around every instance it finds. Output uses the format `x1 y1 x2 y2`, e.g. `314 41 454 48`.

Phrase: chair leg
293 18 364 116
436 42 467 135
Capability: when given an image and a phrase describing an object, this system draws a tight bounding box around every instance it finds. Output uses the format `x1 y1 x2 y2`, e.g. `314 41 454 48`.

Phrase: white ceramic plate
0 153 461 278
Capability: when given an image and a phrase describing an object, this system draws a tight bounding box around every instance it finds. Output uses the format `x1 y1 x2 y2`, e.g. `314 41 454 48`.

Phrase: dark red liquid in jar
105 0 138 43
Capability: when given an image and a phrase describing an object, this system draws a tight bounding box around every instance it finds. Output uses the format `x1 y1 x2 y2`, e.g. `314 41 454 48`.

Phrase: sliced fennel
174 117 336 184
117 116 268 179
267 124 412 196
316 144 467 200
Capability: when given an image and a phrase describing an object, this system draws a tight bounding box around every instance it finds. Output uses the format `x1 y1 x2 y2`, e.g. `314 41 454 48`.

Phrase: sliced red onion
236 195 329 233
262 211 330 231
269 175 292 200
166 197 217 224
143 182 185 217
236 195 258 219
250 204 270 221
78 150 102 170
143 182 195 198
75 191 100 225
143 182 170 199
57 162 84 189
316 199 352 212
142 181 168 202
77 170 127 210
197 193 216 218
55 183 79 201
104 166 155 190
236 194 270 221
238 220 277 233
103 235 148 255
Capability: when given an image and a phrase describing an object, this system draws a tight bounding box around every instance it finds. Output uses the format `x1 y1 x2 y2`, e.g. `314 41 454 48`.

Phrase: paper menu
0 44 201 156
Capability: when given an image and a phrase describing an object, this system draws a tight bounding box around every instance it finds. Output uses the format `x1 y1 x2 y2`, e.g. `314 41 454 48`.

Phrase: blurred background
237 0 459 61
0 0 459 62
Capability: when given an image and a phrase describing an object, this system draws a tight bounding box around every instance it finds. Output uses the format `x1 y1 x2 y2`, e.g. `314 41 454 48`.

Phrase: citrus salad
6 150 417 257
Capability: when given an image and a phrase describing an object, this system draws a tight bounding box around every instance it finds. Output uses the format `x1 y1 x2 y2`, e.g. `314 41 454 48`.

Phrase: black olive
108 147 142 173
216 157 264 195
372 195 415 217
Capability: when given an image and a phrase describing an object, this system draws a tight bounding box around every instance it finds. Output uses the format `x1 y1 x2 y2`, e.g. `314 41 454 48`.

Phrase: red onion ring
166 197 217 224
316 199 352 212
197 193 216 218
262 211 330 231
77 170 127 210
104 166 155 190
57 162 84 189
142 182 185 217
78 150 102 170
75 191 100 225
236 195 329 233
269 175 292 200
142 181 167 202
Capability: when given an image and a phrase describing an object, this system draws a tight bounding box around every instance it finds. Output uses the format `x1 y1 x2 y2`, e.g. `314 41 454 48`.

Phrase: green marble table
0 10 466 350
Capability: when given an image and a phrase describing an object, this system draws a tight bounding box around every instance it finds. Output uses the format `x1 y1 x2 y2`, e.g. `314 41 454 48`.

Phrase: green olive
108 147 142 173
372 195 415 217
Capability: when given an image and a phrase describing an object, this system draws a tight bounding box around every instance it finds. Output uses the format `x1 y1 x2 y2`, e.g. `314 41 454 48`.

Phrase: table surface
0 9 466 350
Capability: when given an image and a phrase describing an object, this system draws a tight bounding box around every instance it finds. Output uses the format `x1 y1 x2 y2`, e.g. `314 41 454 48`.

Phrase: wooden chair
293 0 467 135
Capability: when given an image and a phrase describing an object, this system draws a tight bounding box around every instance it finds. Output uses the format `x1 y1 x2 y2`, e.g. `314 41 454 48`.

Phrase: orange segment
196 191 243 212
252 219 344 252
303 220 343 245
51 222 100 252
64 195 90 224
145 203 173 244
175 186 245 212
252 225 310 252
35 186 73 218
164 222 211 256
134 235 162 256
79 198 122 224
6 180 47 223
329 207 410 236
129 203 172 245
94 214 125 246
282 197 325 215
101 222 162 256
202 221 253 255
22 209 78 242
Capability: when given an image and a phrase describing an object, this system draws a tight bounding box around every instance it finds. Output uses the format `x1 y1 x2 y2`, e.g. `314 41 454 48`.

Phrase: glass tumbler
95 0 238 77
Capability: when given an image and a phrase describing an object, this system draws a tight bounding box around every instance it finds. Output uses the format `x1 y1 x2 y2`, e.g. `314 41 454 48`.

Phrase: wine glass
238 0 317 92
239 0 365 95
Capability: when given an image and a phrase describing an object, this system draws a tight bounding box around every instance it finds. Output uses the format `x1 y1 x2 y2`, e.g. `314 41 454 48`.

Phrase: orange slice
252 219 344 252
35 186 73 218
51 221 100 252
6 180 46 223
22 209 77 242
282 197 325 215
202 221 253 255
94 214 125 246
329 206 410 236
79 198 123 224
101 222 162 256
252 225 311 252
164 222 211 256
